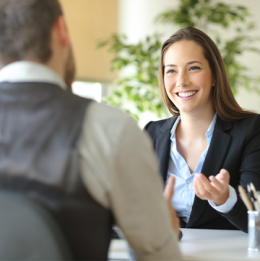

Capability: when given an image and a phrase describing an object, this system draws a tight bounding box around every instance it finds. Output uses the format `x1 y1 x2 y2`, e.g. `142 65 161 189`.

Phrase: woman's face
163 40 215 115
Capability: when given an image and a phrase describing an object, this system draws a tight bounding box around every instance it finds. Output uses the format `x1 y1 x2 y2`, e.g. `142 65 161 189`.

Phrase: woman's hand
193 169 230 206
164 176 180 235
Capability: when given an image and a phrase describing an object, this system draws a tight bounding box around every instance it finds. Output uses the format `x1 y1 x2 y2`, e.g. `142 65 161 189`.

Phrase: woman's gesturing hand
164 176 180 236
193 169 230 206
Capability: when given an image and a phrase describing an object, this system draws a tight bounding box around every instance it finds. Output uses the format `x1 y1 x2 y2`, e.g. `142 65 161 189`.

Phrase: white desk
108 229 260 260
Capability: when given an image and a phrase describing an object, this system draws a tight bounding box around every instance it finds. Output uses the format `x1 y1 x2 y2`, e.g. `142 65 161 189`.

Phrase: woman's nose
176 71 189 88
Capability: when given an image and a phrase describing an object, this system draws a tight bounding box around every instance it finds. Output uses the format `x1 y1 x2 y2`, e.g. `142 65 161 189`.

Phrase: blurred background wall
60 0 117 82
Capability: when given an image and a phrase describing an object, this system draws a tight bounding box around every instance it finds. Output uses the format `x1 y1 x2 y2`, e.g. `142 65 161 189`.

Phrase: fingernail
209 176 214 181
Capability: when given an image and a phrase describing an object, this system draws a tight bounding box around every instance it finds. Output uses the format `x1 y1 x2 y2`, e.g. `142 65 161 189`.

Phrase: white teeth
178 91 197 98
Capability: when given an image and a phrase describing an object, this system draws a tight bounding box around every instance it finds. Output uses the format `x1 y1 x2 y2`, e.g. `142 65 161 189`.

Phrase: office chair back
0 191 73 260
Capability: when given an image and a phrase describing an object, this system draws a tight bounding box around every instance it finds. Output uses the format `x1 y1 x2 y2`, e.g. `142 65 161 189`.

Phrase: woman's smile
176 90 198 99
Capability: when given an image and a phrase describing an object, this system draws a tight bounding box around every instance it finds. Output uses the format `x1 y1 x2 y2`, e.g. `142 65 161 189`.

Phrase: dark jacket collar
159 116 178 133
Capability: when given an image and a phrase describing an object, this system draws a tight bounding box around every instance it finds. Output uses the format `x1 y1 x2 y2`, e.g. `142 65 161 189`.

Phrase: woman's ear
212 76 216 87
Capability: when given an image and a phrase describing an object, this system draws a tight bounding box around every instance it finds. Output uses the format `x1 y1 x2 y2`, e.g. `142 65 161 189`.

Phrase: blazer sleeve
220 115 260 233
219 190 248 232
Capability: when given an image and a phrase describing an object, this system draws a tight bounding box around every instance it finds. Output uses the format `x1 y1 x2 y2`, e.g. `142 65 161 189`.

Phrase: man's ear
53 16 70 47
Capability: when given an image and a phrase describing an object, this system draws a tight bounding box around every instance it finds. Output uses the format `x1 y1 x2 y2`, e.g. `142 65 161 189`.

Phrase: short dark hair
0 0 63 66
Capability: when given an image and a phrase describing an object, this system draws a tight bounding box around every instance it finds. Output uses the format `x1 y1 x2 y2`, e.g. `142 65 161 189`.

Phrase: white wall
118 0 179 43
118 0 260 114
224 0 260 112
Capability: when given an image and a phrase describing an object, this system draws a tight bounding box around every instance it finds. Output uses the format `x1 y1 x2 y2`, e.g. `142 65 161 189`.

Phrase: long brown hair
159 27 256 121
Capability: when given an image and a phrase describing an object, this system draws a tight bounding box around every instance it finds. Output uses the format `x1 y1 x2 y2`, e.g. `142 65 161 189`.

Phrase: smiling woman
144 27 260 233
163 40 214 118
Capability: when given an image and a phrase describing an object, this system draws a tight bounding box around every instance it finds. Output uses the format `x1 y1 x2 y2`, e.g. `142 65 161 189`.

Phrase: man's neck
0 61 67 90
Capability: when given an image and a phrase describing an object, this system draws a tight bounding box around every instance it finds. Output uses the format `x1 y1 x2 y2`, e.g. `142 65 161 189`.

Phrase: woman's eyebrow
165 61 203 68
187 61 202 65
165 64 176 68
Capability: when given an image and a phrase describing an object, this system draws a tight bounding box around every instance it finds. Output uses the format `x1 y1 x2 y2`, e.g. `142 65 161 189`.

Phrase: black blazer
145 114 260 233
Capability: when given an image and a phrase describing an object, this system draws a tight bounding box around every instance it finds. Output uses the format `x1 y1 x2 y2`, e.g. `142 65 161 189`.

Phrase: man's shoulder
85 102 138 139
88 102 134 124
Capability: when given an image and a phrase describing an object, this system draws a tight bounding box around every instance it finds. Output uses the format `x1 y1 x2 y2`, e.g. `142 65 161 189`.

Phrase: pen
238 185 254 211
250 183 260 212
247 185 256 211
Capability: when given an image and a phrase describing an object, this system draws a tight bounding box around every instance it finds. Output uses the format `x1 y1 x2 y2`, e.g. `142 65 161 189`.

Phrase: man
0 0 181 260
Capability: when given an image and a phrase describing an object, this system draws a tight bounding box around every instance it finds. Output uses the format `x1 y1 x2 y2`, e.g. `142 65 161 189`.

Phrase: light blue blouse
167 114 237 223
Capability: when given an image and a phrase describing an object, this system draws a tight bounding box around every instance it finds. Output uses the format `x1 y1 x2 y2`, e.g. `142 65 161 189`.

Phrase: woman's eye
165 69 176 74
190 66 201 71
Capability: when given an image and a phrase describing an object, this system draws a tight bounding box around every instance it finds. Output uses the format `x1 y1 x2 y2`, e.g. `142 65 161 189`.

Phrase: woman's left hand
193 169 230 206
164 176 180 235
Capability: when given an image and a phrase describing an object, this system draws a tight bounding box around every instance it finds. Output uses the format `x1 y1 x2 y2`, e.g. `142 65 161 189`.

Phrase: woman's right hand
163 176 180 236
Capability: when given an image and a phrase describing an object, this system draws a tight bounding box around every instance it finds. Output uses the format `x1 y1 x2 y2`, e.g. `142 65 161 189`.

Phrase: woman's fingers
163 176 180 235
209 175 226 192
194 170 230 205
194 174 216 200
215 169 230 184
164 176 175 202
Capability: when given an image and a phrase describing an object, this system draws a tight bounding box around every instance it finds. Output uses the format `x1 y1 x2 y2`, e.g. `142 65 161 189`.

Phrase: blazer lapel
187 116 233 228
155 117 177 183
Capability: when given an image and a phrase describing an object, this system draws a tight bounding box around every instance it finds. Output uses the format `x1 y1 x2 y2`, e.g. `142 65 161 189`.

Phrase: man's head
0 0 76 88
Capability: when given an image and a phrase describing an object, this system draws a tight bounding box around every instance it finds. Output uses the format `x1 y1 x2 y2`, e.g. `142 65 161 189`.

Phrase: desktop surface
109 228 260 260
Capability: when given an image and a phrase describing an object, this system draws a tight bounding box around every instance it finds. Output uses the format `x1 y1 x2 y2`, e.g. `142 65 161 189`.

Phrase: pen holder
248 211 260 251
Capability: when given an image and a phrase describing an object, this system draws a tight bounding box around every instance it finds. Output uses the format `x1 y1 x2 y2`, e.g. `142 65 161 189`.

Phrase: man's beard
64 46 76 91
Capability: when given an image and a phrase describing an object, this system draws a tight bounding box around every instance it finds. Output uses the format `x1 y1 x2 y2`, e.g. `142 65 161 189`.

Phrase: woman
145 27 260 233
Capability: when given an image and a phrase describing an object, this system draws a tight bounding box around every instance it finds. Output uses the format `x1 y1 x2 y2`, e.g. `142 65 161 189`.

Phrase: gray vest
0 82 113 260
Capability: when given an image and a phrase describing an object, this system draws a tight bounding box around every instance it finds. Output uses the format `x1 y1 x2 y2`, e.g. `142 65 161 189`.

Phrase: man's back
0 78 113 260
0 61 181 260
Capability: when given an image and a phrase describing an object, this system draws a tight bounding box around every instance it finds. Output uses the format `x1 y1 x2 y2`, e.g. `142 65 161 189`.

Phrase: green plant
97 34 165 120
156 0 249 32
98 0 260 120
